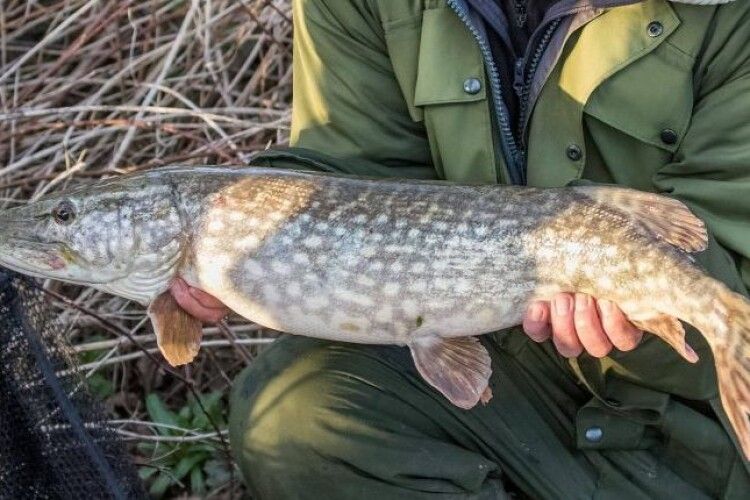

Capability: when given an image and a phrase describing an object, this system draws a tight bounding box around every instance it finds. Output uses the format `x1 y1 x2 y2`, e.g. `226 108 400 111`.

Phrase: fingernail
575 293 591 310
555 341 581 358
553 295 572 316
525 324 551 342
528 303 545 322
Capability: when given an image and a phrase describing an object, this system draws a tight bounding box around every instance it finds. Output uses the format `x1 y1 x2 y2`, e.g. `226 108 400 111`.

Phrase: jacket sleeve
289 0 436 179
653 4 750 293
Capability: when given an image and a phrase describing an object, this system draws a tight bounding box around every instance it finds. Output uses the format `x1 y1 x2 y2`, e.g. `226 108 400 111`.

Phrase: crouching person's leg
228 335 509 499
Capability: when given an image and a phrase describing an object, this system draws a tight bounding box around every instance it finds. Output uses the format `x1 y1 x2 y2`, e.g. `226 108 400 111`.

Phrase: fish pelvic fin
572 186 708 253
631 315 699 364
148 291 203 366
409 336 492 410
710 289 750 461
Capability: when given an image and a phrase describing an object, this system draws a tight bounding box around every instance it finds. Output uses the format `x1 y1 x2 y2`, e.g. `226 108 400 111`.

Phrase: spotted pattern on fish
1 166 749 457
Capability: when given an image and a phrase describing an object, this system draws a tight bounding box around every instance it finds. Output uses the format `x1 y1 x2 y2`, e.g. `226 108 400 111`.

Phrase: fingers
523 301 552 342
188 284 228 309
597 300 643 352
531 293 643 358
169 278 230 323
549 294 584 357
573 293 612 358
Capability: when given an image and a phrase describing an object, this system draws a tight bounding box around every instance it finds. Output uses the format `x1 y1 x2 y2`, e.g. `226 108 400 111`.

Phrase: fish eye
52 201 76 225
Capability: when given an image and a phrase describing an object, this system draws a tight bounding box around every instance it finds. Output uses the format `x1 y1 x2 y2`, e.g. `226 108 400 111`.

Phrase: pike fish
0 167 749 457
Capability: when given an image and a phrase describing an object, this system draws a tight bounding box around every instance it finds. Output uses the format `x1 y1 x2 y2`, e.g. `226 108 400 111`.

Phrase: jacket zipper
515 19 561 148
448 1 567 185
447 0 524 185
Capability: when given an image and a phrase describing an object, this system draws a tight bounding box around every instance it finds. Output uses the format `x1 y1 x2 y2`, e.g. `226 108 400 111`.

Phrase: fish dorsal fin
409 336 493 409
573 186 708 253
148 291 203 366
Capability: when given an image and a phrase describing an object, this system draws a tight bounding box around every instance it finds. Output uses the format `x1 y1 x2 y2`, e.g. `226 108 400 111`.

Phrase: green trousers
229 330 735 499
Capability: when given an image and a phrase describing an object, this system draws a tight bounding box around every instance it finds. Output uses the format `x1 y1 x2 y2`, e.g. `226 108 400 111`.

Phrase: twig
0 0 100 86
71 339 274 371
107 0 199 170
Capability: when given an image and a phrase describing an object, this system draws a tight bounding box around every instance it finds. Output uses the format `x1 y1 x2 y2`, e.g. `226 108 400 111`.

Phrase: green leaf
190 466 206 494
191 392 225 429
178 404 192 422
203 391 223 411
149 472 174 498
145 394 180 435
185 443 217 454
138 466 158 481
86 373 115 399
172 452 210 482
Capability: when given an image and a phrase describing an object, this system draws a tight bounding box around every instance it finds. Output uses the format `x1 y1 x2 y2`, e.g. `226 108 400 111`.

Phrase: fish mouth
0 239 70 276
0 206 68 275
0 235 96 285
0 230 128 286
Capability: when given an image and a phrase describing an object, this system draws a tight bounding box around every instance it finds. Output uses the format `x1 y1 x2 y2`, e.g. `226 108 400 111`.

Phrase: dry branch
0 2 293 498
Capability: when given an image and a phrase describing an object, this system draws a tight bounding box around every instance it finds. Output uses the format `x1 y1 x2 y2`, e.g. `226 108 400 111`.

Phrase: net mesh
0 269 145 499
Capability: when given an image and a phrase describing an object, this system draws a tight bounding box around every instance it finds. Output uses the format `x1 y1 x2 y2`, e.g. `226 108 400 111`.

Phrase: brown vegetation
0 1 292 497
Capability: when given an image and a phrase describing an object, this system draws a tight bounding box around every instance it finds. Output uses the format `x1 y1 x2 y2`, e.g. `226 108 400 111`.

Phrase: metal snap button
660 128 678 145
585 426 604 443
463 78 482 95
648 21 664 38
566 144 583 161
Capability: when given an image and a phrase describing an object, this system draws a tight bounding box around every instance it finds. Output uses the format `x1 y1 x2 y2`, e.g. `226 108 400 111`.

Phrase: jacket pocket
383 13 424 122
407 7 497 183
584 39 695 154
413 8 486 106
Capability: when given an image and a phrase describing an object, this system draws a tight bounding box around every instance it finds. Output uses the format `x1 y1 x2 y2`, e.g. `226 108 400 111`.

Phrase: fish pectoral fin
573 186 708 253
632 315 699 363
409 336 493 410
148 291 203 367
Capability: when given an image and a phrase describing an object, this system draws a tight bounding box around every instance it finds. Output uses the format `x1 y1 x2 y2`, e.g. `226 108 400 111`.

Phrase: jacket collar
595 0 734 5
668 0 734 4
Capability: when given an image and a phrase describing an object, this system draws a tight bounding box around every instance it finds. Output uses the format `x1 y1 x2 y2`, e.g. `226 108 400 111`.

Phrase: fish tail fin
709 288 750 460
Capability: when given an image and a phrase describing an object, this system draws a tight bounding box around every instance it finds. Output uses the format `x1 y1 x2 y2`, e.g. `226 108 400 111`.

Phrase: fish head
0 177 186 299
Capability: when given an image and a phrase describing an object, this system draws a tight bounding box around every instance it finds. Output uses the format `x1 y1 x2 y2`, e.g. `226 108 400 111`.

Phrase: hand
169 277 231 323
522 293 643 358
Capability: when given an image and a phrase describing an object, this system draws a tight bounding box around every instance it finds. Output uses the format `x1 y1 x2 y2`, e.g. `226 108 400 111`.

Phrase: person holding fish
216 1 750 498
0 0 748 498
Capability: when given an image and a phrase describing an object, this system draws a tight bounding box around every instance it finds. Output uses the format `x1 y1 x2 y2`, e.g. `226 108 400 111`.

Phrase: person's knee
228 337 408 495
229 336 513 498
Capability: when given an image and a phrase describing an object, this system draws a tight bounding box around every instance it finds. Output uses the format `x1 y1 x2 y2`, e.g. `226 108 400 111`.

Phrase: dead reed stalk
0 1 293 497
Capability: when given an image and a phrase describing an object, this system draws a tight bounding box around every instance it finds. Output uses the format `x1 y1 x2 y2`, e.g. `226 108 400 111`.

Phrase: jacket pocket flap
414 8 486 106
584 41 694 152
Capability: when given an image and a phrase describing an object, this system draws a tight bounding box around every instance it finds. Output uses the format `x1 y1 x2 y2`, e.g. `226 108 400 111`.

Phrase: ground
0 1 292 497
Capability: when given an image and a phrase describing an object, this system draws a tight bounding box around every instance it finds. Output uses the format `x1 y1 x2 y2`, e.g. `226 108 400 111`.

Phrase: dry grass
0 1 293 497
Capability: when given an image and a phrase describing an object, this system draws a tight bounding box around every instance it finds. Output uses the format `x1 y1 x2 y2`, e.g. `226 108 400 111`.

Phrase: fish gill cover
0 269 145 499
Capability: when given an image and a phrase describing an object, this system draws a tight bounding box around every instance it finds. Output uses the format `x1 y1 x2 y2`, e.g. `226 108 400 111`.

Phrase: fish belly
195 230 536 344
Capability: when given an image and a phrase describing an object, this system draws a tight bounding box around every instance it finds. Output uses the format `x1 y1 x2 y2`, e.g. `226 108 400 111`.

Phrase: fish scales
0 166 749 458
184 171 693 344
191 173 543 344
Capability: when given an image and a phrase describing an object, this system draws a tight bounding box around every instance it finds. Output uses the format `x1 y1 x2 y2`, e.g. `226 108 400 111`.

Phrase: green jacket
263 0 750 493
